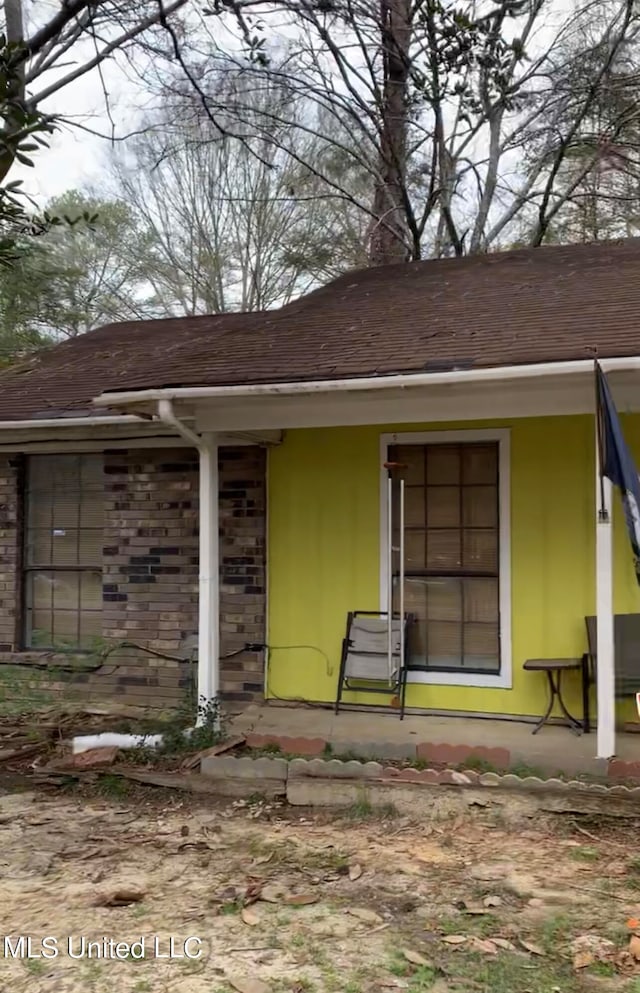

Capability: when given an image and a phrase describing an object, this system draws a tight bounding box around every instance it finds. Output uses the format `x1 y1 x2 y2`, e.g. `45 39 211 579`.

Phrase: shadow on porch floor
227 703 640 778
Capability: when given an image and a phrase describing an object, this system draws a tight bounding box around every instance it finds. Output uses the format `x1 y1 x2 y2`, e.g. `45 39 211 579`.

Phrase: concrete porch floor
228 703 640 777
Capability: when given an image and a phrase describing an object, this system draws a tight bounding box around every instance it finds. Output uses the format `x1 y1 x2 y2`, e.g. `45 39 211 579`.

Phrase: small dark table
523 658 589 735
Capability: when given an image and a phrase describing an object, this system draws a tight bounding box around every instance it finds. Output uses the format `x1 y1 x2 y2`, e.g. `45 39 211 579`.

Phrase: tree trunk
368 0 411 266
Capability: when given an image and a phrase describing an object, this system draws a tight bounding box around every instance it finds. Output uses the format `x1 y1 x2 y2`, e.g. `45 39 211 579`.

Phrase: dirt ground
2 783 640 993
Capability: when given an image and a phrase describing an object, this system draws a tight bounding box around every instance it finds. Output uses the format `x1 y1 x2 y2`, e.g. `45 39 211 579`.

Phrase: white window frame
379 428 512 689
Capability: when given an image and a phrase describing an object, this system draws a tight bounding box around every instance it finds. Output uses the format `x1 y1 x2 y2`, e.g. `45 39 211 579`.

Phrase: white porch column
198 432 220 707
595 424 615 759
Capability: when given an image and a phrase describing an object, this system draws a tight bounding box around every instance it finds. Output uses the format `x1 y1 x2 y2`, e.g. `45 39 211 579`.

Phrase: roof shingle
1 238 639 421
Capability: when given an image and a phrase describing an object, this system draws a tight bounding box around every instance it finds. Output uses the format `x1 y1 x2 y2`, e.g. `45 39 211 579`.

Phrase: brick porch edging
200 753 640 801
241 732 638 781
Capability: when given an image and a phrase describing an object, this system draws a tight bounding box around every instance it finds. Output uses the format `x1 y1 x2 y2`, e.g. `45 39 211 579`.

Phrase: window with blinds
390 442 500 674
24 455 104 650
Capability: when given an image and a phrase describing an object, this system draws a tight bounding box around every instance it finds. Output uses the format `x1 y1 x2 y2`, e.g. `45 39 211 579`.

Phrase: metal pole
387 473 393 679
398 476 405 681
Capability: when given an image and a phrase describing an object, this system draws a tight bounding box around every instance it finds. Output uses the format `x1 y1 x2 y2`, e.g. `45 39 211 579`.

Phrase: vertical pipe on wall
595 421 615 759
198 432 220 709
387 473 393 678
398 476 405 681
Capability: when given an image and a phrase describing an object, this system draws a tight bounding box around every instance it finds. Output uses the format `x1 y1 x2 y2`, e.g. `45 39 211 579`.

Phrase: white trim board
194 372 640 433
379 428 512 690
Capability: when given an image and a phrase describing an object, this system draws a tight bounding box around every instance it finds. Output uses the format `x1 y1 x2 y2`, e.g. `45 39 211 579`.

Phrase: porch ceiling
191 369 640 433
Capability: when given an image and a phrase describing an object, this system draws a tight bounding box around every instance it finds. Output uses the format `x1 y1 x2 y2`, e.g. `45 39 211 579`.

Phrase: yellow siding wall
267 415 640 719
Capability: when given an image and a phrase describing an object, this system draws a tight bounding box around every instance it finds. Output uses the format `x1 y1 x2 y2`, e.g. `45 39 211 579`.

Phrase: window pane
426 530 461 570
391 446 424 485
81 457 104 490
462 530 498 571
80 571 102 611
52 572 79 612
50 495 80 530
427 621 461 663
464 622 499 659
51 456 82 491
462 444 497 484
426 445 460 485
462 486 497 528
80 490 103 527
404 486 426 527
426 486 459 527
403 530 426 570
27 491 51 529
24 454 104 651
26 529 53 567
79 530 103 566
464 578 498 622
426 578 461 621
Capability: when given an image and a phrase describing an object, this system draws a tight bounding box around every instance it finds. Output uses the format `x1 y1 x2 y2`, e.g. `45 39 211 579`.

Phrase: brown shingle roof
1 238 640 422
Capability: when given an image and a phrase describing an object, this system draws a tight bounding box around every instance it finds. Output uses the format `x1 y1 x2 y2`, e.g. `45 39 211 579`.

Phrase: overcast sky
24 46 145 203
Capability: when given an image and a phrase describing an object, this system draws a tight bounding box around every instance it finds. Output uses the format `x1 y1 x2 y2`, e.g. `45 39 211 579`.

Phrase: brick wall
219 448 266 702
0 456 20 652
0 446 266 711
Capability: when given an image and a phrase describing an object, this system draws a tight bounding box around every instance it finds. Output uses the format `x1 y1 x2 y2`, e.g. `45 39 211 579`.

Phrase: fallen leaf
616 950 637 975
244 880 263 905
519 939 545 956
227 977 269 993
483 895 503 908
629 935 640 960
571 935 615 972
241 907 259 926
349 863 363 881
441 935 467 945
469 937 498 955
347 907 383 925
285 893 318 906
573 950 595 970
492 938 517 951
252 853 274 867
93 877 146 907
259 883 289 904
403 949 432 967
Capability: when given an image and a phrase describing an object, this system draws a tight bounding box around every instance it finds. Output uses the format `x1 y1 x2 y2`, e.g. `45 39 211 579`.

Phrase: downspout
157 400 220 711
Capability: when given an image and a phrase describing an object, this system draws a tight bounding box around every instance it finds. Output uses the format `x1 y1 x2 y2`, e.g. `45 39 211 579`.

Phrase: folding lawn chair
334 610 414 719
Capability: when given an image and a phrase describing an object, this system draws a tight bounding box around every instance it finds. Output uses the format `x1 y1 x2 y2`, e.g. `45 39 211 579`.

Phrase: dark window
24 455 103 650
390 442 500 674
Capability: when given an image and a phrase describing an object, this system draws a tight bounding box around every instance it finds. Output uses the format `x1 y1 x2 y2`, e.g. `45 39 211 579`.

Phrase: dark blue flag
596 361 640 583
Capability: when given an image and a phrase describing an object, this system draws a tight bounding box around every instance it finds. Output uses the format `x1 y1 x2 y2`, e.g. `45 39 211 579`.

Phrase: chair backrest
344 613 405 682
585 613 640 696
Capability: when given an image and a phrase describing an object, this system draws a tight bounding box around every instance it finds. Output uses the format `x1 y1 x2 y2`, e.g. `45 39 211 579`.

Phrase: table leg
532 671 556 735
554 670 583 736
532 670 583 735
581 654 591 734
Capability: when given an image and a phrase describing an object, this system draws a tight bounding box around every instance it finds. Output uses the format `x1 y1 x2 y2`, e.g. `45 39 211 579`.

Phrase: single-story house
1 239 640 759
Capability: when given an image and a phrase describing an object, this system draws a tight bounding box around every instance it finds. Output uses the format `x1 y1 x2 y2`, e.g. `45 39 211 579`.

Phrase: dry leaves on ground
227 977 270 993
403 948 432 967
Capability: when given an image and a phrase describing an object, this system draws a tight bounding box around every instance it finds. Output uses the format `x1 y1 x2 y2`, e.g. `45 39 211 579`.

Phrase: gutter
0 414 148 430
93 357 640 407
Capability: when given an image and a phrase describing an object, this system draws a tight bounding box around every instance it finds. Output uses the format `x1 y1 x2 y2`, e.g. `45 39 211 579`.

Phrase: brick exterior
0 456 21 653
0 447 266 711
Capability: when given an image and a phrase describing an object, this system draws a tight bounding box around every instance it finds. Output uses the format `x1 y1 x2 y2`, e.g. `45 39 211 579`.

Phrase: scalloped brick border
233 733 640 786
200 751 640 800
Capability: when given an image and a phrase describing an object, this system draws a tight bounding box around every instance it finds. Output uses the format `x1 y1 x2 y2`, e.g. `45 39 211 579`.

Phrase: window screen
390 442 500 673
24 455 103 650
